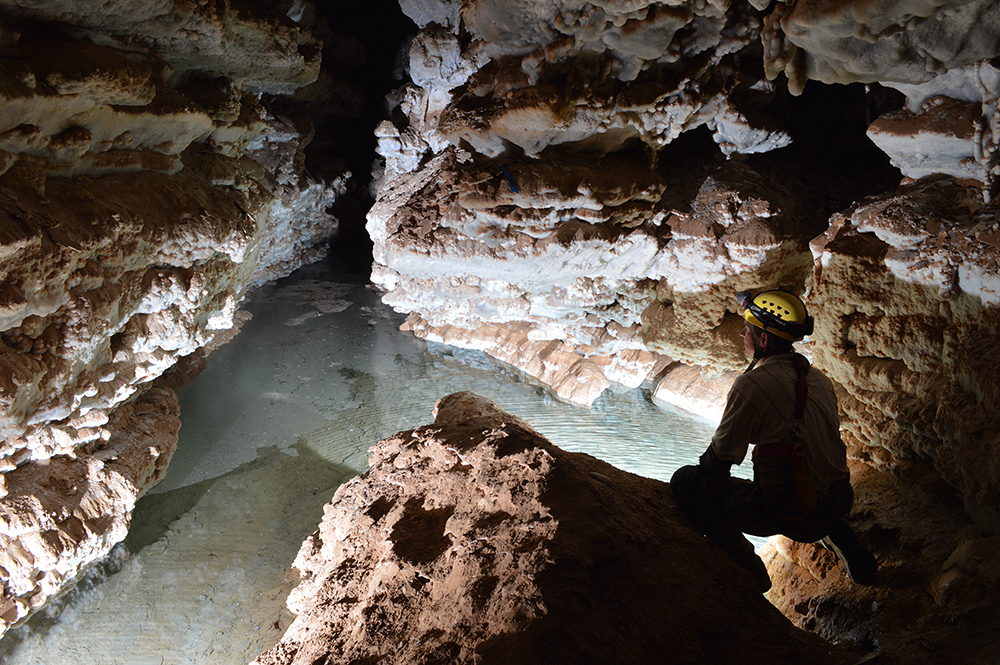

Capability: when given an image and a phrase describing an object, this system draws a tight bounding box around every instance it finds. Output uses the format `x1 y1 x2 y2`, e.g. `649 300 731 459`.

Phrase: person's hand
699 445 733 477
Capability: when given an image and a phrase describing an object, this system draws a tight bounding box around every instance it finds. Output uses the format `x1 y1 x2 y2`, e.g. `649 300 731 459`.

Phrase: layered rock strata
0 387 178 628
369 0 912 409
254 391 845 665
760 0 1000 95
368 0 1000 651
809 178 1000 532
0 1 346 634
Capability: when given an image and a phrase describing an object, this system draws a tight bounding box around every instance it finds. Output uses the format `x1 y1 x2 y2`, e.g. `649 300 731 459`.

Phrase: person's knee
670 466 705 512
670 465 702 503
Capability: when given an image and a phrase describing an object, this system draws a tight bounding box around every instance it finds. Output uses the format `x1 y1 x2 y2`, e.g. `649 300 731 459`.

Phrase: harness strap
753 440 798 457
753 362 808 456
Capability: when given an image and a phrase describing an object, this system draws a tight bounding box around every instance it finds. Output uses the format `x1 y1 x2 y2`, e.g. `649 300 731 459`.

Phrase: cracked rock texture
0 0 347 634
367 0 1000 659
253 391 846 665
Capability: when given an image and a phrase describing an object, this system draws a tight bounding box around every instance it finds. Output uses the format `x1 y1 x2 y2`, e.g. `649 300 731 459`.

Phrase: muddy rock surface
254 391 846 665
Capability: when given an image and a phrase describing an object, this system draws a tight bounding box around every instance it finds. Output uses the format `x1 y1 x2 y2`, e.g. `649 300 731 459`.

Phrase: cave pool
0 258 757 665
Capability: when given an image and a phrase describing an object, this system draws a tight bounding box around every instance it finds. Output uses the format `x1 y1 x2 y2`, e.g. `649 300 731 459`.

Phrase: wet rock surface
253 391 845 665
0 0 348 635
2 0 1000 657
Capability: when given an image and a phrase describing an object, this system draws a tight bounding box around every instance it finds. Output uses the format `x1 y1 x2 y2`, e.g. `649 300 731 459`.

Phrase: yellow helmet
737 290 814 342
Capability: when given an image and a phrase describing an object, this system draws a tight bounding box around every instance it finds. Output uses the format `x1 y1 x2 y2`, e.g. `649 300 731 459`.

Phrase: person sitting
670 290 878 592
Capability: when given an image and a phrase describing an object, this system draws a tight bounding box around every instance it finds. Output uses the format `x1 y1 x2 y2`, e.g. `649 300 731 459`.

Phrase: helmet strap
744 328 766 373
749 326 769 359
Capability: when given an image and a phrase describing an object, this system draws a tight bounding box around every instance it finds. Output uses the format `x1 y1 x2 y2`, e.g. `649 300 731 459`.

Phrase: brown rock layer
0 0 344 634
765 461 1000 664
0 386 179 629
254 392 846 665
809 178 1000 532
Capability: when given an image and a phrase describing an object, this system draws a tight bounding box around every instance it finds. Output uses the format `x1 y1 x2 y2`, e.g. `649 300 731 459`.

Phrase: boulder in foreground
254 391 845 665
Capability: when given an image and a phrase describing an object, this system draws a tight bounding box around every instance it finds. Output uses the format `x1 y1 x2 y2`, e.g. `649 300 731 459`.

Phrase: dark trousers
670 465 854 564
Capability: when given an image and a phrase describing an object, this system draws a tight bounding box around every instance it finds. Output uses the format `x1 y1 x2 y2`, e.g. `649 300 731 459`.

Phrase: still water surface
0 259 744 665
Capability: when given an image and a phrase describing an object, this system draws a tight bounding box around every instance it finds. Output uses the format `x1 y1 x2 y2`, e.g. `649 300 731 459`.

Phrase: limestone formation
809 177 1000 533
868 62 1000 190
764 461 1000 664
365 0 1000 656
0 0 321 93
760 0 1000 94
369 144 822 405
0 0 345 635
369 0 913 408
253 391 845 665
1 0 1000 657
0 387 178 629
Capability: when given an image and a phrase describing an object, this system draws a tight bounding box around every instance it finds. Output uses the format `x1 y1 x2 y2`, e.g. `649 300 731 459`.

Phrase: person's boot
730 548 772 593
712 531 772 593
821 520 878 585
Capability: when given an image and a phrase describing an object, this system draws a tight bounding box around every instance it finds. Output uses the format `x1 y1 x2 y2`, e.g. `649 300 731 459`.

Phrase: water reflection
0 259 740 664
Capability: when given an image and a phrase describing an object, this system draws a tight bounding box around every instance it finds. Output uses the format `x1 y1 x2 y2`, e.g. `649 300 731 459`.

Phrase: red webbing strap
750 362 810 461
754 440 796 457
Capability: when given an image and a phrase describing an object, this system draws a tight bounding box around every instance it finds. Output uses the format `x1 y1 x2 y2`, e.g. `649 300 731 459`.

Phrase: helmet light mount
736 290 814 342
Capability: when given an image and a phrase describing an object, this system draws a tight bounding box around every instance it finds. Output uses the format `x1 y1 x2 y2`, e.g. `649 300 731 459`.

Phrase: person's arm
705 375 759 471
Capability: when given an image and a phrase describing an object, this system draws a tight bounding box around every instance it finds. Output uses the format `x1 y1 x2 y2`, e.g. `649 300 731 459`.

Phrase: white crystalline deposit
375 0 791 182
0 388 179 635
0 168 254 455
845 180 1000 305
0 20 338 460
762 0 1000 95
707 98 793 156
367 2 817 400
0 35 210 179
399 0 463 29
369 137 815 402
373 0 1000 411
868 62 1000 189
0 0 321 93
888 62 1000 113
0 1 341 637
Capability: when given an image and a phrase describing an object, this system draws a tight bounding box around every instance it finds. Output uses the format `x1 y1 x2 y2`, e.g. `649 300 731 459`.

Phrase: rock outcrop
0 0 348 634
763 460 1000 664
253 391 845 665
366 0 1000 654
809 178 1000 532
0 387 178 627
368 0 908 410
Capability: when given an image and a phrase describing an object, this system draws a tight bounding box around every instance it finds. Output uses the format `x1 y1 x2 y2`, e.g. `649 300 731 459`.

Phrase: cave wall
0 0 349 632
1 0 1000 655
370 0 1000 523
366 0 1000 651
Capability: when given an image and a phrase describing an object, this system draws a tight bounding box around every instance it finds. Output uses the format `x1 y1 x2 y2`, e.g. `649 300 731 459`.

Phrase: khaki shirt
711 353 849 491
